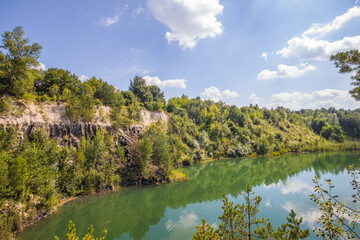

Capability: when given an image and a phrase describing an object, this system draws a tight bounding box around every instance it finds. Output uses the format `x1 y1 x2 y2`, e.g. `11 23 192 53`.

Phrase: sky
1 0 360 110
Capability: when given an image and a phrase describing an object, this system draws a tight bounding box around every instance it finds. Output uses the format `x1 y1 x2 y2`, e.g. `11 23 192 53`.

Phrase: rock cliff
0 101 168 148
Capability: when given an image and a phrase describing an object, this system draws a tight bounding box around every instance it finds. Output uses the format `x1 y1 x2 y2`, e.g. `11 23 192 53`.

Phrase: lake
16 151 360 240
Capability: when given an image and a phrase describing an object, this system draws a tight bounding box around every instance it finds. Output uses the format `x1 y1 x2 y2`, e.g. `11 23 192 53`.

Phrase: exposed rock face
114 125 145 154
0 101 168 148
140 110 168 127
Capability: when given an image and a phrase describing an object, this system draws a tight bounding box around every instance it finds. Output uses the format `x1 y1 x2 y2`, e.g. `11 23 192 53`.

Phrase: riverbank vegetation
1 26 360 238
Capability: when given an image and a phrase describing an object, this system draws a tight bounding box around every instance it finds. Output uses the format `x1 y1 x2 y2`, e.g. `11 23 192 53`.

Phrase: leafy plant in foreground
310 164 360 239
193 185 310 240
55 221 107 240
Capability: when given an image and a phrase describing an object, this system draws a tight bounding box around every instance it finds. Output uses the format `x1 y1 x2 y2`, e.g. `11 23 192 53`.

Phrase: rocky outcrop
0 101 168 148
140 110 168 127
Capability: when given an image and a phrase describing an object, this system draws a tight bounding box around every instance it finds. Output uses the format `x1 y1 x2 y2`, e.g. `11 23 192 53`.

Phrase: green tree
320 125 345 142
193 219 219 240
35 68 80 98
0 26 42 97
55 221 107 240
276 210 310 240
310 164 360 239
8 155 28 200
63 83 95 122
129 76 153 108
193 186 310 240
138 136 153 174
149 85 165 110
147 125 172 176
129 76 165 110
331 50 360 100
0 153 9 200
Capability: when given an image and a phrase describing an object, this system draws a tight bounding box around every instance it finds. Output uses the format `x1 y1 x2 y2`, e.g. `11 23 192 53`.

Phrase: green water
17 152 360 240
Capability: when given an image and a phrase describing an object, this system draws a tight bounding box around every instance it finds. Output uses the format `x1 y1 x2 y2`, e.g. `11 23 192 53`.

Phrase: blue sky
1 0 360 109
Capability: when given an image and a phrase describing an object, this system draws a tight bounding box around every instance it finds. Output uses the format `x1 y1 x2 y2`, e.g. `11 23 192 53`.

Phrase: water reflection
17 152 359 240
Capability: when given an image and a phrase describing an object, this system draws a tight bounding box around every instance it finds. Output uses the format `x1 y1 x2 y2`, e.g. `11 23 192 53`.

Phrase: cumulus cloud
200 86 239 102
261 51 268 60
249 93 261 104
283 201 322 227
79 75 90 82
147 0 223 49
267 89 360 110
101 5 128 27
280 180 313 195
303 6 360 38
257 63 316 80
277 6 360 61
165 211 202 238
277 36 360 61
143 75 186 89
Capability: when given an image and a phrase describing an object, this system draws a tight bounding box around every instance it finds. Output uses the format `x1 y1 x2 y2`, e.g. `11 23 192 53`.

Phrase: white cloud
132 5 145 18
249 93 261 104
147 0 223 49
267 89 360 110
265 199 271 208
277 35 360 61
222 89 239 98
166 211 200 238
200 86 239 102
283 201 322 227
79 75 89 82
280 180 313 195
261 51 268 60
143 75 187 89
277 7 360 61
102 15 119 27
303 6 360 38
101 5 128 27
257 63 316 80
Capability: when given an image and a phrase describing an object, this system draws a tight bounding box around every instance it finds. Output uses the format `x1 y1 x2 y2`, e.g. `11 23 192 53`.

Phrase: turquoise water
17 152 360 240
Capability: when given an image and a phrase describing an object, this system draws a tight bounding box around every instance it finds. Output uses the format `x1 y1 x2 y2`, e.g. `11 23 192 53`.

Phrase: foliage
0 26 42 98
0 126 176 237
129 75 165 111
54 221 107 240
193 185 310 240
310 164 360 239
193 219 219 240
145 124 173 177
35 68 80 99
331 50 360 100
